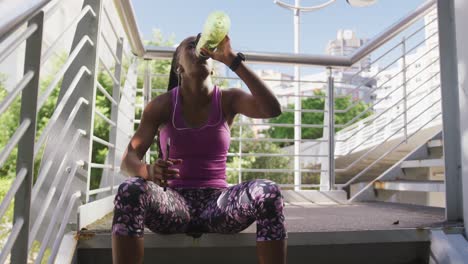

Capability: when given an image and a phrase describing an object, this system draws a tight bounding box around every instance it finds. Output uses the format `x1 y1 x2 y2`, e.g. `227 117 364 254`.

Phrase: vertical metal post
327 70 335 191
11 11 44 263
437 0 463 222
109 37 123 195
143 60 152 164
293 0 302 191
72 0 103 204
402 37 408 143
238 115 243 184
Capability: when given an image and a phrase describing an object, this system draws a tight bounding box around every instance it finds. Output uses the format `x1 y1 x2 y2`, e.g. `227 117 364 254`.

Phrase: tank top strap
211 86 224 124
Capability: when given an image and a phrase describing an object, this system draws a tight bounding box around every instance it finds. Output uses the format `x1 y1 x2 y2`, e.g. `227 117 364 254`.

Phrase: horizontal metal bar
33 162 84 260
103 6 121 41
0 23 38 64
0 217 24 264
48 191 82 263
278 184 321 188
34 67 91 155
0 168 27 220
0 0 51 43
99 57 119 85
151 72 328 85
337 85 441 171
226 168 325 173
96 81 118 106
349 0 436 63
346 40 404 82
337 72 440 139
227 153 327 158
134 119 141 124
145 46 351 67
340 99 441 186
335 55 439 122
230 137 327 143
337 55 403 108
41 5 96 64
31 130 86 204
89 163 114 169
282 109 326 113
0 71 34 115
236 122 325 128
88 184 120 195
38 35 94 109
343 37 438 102
0 119 31 168
142 1 435 67
405 16 438 42
95 110 116 127
92 136 115 148
276 94 326 99
101 31 121 65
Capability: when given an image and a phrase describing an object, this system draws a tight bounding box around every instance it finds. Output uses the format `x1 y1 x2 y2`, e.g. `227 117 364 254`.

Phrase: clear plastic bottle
195 11 231 58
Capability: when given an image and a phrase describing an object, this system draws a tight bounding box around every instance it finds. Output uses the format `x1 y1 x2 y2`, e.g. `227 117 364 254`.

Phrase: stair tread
401 158 444 168
427 139 443 148
78 202 447 249
374 180 445 192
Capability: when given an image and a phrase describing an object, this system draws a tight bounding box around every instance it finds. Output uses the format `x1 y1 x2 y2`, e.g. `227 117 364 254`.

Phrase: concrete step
401 159 444 169
77 202 448 264
374 180 445 192
427 139 443 148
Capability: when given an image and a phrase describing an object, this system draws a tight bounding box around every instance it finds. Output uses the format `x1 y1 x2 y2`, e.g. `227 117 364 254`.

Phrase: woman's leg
201 179 288 263
111 177 191 264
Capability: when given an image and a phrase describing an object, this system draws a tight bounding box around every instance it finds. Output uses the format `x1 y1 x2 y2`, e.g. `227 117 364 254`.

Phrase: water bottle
196 11 231 59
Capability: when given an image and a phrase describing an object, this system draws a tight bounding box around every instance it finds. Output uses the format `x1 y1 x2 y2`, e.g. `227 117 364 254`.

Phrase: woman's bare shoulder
144 91 173 121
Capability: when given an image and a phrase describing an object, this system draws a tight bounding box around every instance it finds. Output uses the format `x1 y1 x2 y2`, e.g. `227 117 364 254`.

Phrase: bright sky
133 0 426 76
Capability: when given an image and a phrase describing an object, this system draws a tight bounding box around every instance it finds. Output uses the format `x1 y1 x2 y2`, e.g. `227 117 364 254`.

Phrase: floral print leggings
112 177 288 241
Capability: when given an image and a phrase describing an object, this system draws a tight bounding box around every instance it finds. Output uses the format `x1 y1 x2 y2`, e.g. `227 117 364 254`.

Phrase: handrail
118 0 437 67
112 0 145 56
0 0 52 43
0 0 437 80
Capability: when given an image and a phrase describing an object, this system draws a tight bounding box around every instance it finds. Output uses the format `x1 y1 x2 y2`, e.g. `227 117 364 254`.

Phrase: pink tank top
159 86 230 188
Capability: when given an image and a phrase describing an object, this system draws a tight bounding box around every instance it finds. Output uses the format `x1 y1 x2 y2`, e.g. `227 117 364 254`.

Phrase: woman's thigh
201 179 288 240
200 180 255 234
112 177 191 237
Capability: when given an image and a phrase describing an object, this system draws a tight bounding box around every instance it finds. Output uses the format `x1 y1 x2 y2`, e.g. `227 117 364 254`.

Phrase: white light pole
274 0 376 191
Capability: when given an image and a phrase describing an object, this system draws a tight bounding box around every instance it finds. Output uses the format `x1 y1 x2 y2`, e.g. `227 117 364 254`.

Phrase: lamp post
274 0 376 191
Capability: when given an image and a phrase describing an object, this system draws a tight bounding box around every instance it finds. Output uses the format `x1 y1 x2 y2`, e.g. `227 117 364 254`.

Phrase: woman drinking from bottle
112 34 288 264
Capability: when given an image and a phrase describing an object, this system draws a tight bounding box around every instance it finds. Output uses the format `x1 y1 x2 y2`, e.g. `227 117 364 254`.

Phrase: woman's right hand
147 158 183 186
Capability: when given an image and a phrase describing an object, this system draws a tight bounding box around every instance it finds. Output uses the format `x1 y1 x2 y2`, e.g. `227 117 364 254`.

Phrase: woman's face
177 36 212 77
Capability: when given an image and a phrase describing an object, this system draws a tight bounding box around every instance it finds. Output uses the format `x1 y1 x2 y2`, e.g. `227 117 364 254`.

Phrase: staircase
350 131 446 207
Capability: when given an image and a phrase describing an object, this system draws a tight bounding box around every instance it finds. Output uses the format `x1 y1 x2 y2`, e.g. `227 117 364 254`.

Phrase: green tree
227 117 290 185
268 90 371 147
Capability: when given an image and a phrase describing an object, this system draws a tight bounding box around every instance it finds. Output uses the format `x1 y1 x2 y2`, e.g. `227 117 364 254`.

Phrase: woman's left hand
200 35 236 67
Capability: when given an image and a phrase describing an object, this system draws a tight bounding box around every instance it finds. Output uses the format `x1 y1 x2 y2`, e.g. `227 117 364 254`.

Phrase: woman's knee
249 179 284 207
115 177 148 202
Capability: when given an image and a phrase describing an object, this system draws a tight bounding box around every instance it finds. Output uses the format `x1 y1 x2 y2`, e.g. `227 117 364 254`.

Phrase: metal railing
0 0 444 262
0 0 138 262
